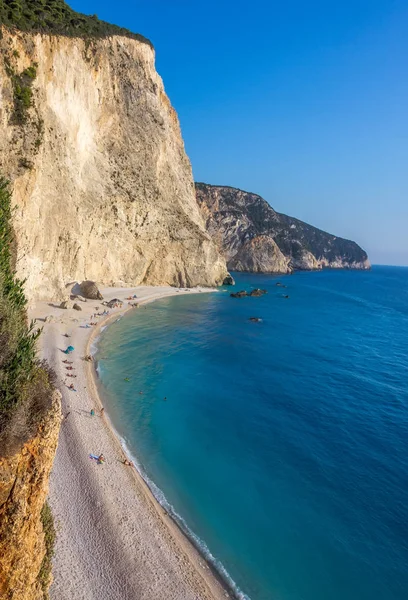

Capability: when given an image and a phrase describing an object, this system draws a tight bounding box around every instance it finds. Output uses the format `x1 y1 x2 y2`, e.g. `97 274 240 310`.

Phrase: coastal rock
196 183 371 273
0 29 228 302
79 281 103 301
249 289 267 297
223 274 235 286
73 303 82 311
0 393 62 600
230 290 247 298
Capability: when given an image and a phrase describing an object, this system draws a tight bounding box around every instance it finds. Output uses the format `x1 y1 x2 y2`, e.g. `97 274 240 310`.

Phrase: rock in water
223 274 235 286
230 290 247 298
79 281 103 301
196 183 371 273
249 289 267 297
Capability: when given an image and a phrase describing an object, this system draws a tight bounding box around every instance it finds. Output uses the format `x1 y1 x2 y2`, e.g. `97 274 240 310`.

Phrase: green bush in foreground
38 501 56 598
0 0 152 47
0 177 54 456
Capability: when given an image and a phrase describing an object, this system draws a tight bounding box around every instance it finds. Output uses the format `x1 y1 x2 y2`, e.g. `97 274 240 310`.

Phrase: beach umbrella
67 346 75 352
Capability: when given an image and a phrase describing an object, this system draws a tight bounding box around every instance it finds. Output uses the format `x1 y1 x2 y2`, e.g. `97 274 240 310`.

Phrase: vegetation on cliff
0 177 54 456
38 501 56 598
0 0 152 47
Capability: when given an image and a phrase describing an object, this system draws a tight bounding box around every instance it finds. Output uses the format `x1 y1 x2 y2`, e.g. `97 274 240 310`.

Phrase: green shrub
0 0 153 47
6 61 37 124
0 177 54 456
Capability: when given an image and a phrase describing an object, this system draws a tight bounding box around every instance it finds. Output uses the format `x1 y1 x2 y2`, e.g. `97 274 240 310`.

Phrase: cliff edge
0 26 227 301
196 183 370 273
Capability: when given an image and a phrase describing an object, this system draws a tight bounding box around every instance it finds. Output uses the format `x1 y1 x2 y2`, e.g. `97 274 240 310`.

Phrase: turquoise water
95 267 408 600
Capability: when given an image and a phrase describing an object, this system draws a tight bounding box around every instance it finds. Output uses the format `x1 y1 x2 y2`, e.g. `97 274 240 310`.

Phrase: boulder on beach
73 303 82 311
79 280 103 300
106 298 123 308
59 300 73 310
71 294 87 302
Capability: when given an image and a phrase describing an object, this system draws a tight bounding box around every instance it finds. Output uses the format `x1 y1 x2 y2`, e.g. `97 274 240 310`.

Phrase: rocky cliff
0 26 227 301
196 183 370 273
0 392 61 600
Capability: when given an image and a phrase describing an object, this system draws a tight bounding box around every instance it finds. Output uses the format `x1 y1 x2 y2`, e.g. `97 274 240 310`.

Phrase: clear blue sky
71 0 408 265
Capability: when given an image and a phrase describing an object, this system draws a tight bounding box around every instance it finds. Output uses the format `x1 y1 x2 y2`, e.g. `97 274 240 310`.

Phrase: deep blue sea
95 267 408 600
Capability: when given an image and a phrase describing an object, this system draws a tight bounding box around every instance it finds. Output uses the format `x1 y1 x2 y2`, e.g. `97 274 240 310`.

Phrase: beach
30 285 228 600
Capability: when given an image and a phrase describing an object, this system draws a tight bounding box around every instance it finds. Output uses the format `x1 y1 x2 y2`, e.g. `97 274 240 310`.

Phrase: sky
71 0 408 266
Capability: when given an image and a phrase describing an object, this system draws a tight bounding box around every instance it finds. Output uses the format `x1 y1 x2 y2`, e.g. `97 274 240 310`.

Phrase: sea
95 266 408 600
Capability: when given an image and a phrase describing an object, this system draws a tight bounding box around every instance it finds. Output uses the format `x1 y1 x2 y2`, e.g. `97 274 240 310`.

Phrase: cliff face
0 392 61 600
0 28 227 301
196 183 370 273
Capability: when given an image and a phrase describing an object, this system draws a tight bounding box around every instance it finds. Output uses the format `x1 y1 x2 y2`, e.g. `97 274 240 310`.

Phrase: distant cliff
0 24 227 301
196 183 370 273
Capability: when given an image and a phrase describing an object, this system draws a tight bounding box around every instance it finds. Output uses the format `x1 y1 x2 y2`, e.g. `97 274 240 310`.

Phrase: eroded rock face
0 392 62 600
196 183 371 273
0 29 227 301
229 235 290 273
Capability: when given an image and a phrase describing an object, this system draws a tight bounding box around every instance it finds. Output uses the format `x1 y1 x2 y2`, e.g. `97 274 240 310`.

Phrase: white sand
30 286 229 600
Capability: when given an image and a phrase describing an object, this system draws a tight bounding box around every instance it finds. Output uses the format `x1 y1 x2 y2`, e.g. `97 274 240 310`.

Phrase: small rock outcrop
196 183 371 273
222 274 235 286
230 290 247 298
249 289 267 297
79 281 103 301
73 303 82 311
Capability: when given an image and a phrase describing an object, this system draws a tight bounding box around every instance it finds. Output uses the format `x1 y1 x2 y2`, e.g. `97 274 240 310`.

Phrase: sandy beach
30 285 229 600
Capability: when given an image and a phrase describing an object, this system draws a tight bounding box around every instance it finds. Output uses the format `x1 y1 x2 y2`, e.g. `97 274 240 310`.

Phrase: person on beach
123 459 134 467
97 454 105 464
100 407 105 416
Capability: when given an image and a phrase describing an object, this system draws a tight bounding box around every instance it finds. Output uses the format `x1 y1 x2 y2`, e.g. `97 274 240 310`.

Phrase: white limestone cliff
0 28 228 301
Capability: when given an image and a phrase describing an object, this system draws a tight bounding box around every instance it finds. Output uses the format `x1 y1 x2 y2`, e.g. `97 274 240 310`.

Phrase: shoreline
32 285 236 600
85 292 244 599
